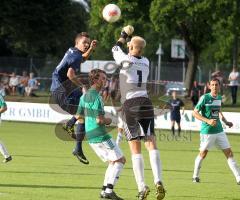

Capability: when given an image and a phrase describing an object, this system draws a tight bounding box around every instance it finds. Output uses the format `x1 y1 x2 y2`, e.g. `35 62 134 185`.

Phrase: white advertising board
1 102 240 134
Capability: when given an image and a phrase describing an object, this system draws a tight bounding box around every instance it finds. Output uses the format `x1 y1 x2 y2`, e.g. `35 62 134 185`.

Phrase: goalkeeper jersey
112 45 149 103
195 93 223 134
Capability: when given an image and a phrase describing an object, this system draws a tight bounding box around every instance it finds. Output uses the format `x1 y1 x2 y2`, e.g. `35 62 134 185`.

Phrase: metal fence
0 56 234 94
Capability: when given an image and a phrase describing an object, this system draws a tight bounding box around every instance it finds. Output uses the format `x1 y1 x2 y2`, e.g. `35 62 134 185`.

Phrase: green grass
0 122 240 200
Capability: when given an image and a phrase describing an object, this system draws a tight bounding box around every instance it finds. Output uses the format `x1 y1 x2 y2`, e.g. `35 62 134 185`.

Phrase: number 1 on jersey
137 70 142 87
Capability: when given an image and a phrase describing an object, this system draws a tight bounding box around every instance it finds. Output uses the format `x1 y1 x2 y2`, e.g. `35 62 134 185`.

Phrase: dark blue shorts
50 87 82 115
170 114 181 123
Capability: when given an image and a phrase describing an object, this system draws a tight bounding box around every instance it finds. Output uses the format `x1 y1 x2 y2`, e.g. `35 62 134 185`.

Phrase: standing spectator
190 81 201 107
102 78 110 102
109 76 119 101
9 72 19 95
0 74 10 95
203 81 211 94
17 71 29 96
228 66 239 105
25 72 39 96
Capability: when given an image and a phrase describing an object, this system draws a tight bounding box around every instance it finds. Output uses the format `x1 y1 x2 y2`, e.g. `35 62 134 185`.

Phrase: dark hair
210 78 220 85
89 69 106 85
75 32 89 43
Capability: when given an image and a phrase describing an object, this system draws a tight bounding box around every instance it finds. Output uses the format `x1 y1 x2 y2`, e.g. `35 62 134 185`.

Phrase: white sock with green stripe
227 157 240 182
193 155 203 178
0 141 10 158
132 154 145 192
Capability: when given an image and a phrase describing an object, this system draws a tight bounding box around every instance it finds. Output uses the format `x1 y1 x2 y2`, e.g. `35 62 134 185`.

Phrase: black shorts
122 97 155 141
50 87 82 115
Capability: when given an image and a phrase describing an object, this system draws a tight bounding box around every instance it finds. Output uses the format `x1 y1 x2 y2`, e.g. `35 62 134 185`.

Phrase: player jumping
112 25 166 200
50 32 97 164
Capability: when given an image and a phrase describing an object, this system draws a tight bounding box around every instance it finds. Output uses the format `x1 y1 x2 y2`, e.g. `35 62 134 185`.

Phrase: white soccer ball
102 4 121 23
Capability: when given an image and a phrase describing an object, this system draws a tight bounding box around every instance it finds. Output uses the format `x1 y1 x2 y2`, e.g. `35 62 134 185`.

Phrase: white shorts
199 132 231 151
89 138 123 162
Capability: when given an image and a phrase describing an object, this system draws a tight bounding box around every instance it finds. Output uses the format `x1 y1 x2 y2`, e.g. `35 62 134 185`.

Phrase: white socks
0 141 10 158
116 132 123 146
103 162 124 193
103 164 114 186
193 155 203 178
227 157 240 182
108 162 124 185
149 149 162 184
132 154 145 192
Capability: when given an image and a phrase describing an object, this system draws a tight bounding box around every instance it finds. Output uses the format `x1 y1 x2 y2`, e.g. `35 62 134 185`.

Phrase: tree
89 0 161 61
150 0 228 94
0 0 88 57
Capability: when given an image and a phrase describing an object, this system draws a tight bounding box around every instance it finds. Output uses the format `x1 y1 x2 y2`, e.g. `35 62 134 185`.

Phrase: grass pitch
0 121 240 200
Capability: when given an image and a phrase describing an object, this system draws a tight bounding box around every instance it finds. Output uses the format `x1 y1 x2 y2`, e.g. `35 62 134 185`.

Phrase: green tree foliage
150 0 227 93
201 0 240 67
89 0 161 60
0 0 88 57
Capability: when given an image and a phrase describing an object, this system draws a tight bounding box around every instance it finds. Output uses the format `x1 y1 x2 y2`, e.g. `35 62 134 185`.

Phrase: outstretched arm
112 25 134 65
82 40 98 61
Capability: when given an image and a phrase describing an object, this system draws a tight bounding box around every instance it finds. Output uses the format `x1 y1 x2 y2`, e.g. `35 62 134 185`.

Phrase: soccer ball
102 4 121 23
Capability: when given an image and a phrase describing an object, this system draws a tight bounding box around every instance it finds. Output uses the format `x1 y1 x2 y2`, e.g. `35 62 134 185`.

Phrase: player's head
210 78 220 95
89 69 107 90
75 32 91 53
128 36 146 57
172 91 177 99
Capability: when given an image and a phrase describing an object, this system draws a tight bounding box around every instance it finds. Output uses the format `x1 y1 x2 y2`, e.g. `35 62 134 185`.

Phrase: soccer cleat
72 151 89 165
62 123 76 139
155 182 166 200
100 190 106 198
137 186 150 200
192 177 200 183
3 156 12 163
102 191 124 200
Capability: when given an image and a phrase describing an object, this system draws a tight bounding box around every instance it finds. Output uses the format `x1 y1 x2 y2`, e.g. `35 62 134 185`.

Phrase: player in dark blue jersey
166 91 185 136
50 32 97 164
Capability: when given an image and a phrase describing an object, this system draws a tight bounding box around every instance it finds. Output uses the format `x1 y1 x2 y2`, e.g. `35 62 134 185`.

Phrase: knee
199 150 208 159
115 156 126 164
225 149 233 158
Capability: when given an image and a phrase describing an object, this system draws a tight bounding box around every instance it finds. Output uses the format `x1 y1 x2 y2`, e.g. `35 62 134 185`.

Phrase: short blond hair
130 36 146 48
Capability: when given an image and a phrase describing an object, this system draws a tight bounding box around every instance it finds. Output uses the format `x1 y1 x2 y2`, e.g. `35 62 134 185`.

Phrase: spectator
9 72 19 95
228 66 239 105
203 81 211 94
17 71 29 96
190 81 201 107
109 76 119 101
102 78 110 101
25 72 39 97
1 74 10 95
